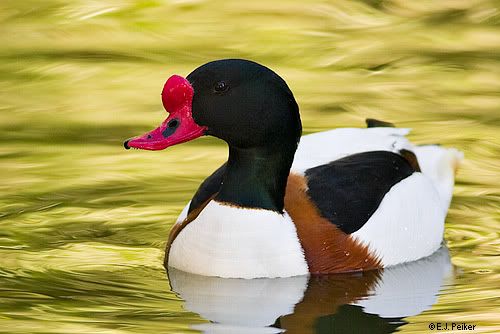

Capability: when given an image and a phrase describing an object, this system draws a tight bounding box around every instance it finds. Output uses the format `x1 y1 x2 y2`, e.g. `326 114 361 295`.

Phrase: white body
169 201 309 279
351 173 445 266
169 128 462 278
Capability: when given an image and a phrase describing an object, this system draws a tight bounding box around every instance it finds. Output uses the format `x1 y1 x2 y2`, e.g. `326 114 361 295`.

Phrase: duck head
125 59 301 212
124 59 301 151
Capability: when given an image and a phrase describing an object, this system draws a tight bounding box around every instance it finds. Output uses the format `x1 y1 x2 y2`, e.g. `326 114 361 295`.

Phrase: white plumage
351 172 445 266
292 127 414 172
169 201 309 278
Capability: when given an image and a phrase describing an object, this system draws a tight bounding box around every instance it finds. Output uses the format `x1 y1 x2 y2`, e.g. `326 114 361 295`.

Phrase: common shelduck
124 59 463 279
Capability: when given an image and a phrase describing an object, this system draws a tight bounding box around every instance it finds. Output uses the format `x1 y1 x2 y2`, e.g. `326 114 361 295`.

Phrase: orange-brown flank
284 173 382 274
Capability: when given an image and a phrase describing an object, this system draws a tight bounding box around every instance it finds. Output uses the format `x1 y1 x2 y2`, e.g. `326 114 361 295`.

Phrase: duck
124 59 463 279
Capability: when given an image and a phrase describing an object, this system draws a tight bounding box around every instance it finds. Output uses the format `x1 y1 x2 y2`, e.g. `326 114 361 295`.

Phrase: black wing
305 151 417 234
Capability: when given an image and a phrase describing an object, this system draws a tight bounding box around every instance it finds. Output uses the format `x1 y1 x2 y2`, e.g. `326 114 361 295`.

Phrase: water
1 1 499 333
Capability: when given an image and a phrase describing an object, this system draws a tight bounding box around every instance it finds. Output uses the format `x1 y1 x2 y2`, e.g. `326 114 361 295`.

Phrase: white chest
168 201 308 278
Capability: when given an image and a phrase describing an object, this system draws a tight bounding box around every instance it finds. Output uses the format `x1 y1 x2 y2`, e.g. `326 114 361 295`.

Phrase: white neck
168 201 309 278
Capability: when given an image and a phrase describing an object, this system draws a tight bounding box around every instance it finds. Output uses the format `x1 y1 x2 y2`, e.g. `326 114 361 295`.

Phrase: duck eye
214 81 228 92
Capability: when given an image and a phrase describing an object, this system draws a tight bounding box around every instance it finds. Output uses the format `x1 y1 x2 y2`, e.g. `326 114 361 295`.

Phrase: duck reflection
168 247 452 334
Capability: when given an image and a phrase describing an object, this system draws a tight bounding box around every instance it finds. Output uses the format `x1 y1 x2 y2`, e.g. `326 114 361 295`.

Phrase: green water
1 0 499 333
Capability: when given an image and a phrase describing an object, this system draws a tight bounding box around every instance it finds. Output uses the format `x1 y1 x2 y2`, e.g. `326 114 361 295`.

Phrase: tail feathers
366 118 395 128
413 145 463 211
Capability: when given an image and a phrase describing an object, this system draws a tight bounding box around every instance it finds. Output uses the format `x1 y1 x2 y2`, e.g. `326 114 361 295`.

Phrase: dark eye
214 81 228 93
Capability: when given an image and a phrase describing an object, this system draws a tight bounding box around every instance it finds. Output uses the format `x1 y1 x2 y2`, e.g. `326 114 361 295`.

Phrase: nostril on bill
168 119 179 128
162 118 180 138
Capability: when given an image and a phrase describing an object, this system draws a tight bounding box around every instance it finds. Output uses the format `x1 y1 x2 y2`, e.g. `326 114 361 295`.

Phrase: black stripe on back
305 151 416 234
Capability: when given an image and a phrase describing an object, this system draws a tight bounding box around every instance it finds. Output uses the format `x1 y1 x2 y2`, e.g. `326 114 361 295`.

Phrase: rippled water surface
1 1 499 333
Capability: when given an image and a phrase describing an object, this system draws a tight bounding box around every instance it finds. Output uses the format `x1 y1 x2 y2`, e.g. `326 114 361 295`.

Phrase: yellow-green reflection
1 0 499 333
